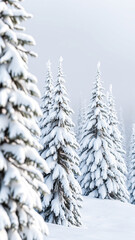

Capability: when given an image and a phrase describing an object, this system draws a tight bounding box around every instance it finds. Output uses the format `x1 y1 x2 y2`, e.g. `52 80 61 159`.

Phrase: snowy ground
46 196 135 240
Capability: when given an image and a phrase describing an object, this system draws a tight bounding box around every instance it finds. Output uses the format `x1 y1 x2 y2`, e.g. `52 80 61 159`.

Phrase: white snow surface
46 197 135 240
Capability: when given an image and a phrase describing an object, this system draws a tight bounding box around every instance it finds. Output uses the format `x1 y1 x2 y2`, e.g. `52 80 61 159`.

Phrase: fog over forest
23 0 135 141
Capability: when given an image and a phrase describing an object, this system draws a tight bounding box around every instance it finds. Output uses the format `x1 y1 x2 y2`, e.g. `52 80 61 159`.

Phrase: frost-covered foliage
128 124 135 204
119 107 128 167
119 107 126 149
39 60 53 145
40 57 82 227
0 1 50 239
39 60 54 212
107 86 128 201
79 63 128 201
76 102 87 144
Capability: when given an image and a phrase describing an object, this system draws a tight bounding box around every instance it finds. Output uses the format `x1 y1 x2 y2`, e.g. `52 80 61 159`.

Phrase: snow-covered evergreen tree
39 60 53 147
107 85 129 200
76 107 82 143
79 63 128 201
39 60 54 209
76 101 87 144
118 107 129 167
119 107 126 149
0 1 50 239
128 124 135 204
41 57 82 227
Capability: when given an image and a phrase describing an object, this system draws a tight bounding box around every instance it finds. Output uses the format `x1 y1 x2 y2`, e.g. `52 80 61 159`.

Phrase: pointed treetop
58 56 64 77
47 59 51 68
46 60 52 78
45 60 53 90
46 60 52 73
96 61 101 82
96 62 101 88
59 56 63 63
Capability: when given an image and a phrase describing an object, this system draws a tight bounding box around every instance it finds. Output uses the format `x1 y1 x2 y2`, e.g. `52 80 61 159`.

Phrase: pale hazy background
22 0 135 140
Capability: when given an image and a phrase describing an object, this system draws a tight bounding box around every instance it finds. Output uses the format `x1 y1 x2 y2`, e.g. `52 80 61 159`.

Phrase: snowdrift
46 196 135 240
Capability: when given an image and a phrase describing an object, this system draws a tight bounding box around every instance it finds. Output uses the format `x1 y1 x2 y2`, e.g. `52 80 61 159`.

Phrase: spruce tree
40 57 82 227
107 85 129 201
76 107 82 143
119 107 128 167
39 60 54 213
79 63 128 201
128 124 135 204
119 107 126 149
39 60 53 148
0 1 50 239
76 102 87 144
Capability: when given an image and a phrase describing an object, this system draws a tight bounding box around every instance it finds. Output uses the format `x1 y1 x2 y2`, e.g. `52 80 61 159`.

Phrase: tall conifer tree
128 124 135 204
40 57 82 227
40 60 53 152
79 63 128 202
119 107 126 149
0 1 50 239
76 102 87 144
107 85 129 201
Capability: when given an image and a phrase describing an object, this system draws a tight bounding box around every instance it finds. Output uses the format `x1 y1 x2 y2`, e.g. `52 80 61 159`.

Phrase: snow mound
46 196 135 240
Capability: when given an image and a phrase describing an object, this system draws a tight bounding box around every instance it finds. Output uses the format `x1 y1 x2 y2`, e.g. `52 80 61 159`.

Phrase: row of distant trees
39 57 135 228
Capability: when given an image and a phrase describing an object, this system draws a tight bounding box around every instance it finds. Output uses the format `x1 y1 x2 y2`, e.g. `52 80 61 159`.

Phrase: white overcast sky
22 0 135 136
